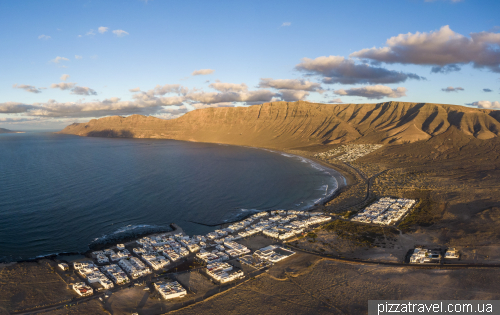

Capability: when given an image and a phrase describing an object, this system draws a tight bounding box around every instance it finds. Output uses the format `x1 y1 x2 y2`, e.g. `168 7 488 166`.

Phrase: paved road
332 160 392 213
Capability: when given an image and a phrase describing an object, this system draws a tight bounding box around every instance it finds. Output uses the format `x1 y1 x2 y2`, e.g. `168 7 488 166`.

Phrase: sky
1 0 499 130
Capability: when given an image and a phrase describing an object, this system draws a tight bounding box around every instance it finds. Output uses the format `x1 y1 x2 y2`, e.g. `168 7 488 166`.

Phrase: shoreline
5 223 183 264
5 137 350 264
257 148 349 209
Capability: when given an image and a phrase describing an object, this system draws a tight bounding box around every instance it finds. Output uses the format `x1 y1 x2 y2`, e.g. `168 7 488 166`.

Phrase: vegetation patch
322 220 398 246
306 231 318 242
398 190 445 231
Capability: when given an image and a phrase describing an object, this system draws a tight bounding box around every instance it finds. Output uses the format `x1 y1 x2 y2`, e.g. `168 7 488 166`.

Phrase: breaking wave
90 224 171 245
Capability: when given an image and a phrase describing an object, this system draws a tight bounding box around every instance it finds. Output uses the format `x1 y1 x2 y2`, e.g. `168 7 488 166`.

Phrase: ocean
0 132 341 262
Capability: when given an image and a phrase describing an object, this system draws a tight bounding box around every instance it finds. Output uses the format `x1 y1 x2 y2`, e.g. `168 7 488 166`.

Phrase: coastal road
328 159 393 214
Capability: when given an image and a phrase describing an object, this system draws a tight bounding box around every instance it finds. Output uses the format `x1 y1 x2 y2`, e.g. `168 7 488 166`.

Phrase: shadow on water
87 129 134 138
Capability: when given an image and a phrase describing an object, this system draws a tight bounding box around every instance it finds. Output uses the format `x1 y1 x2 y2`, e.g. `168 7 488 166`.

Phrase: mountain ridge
0 127 19 134
58 101 500 149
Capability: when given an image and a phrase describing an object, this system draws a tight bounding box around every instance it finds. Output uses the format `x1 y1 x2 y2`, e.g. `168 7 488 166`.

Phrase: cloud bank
295 55 424 84
351 25 500 73
209 81 248 93
334 85 407 99
258 78 322 92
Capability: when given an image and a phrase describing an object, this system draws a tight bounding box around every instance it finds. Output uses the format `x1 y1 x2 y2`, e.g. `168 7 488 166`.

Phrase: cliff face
59 101 500 149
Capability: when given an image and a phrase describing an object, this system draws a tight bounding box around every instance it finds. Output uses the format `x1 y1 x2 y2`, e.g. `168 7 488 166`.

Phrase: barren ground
171 253 500 315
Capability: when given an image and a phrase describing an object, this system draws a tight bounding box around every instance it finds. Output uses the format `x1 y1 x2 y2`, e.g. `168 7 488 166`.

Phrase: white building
445 248 460 259
101 264 130 285
118 258 151 279
154 281 187 300
58 263 69 271
141 254 170 270
72 282 93 296
409 248 442 264
206 262 244 283
254 245 295 263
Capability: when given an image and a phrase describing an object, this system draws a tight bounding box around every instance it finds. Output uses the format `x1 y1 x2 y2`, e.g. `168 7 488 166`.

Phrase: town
59 210 331 302
351 197 416 225
53 199 468 308
314 144 384 162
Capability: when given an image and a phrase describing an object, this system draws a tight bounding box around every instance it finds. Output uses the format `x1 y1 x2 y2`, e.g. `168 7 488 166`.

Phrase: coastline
7 137 350 264
7 223 183 264
256 148 348 209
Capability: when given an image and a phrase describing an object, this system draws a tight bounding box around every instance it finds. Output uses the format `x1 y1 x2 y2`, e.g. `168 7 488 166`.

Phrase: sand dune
59 101 500 148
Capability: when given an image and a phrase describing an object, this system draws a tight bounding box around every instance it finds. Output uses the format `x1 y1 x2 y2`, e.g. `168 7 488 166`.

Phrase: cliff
58 101 500 149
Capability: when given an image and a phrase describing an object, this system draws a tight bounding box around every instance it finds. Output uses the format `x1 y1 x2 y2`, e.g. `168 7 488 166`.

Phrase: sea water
0 132 340 261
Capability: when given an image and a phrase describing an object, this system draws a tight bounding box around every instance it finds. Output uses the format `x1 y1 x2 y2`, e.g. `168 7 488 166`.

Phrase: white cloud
295 55 424 85
112 29 129 37
51 82 97 95
350 25 500 73
13 84 42 94
192 69 215 76
192 102 235 110
75 55 83 59
86 29 96 36
0 117 41 123
186 89 276 104
38 34 51 40
209 81 248 92
144 84 188 96
281 22 291 27
329 98 343 104
129 87 141 92
98 26 109 34
0 102 36 113
258 78 322 91
71 86 97 96
51 82 77 90
153 106 189 120
441 86 464 92
469 101 500 109
60 74 70 81
278 90 309 102
50 56 69 64
0 91 186 118
334 85 407 99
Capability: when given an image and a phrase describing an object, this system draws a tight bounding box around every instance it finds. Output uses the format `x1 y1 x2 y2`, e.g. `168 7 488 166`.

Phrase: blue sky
1 0 499 129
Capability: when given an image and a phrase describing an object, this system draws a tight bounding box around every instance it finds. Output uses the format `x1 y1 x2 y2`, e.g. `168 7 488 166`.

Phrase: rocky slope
59 101 500 149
